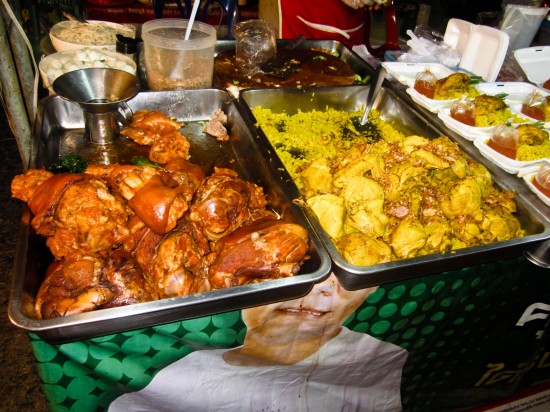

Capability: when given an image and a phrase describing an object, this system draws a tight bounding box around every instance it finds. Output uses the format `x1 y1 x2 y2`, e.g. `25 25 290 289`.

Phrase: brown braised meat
35 250 156 319
208 217 310 289
120 110 182 145
13 172 132 260
109 165 195 235
188 167 272 241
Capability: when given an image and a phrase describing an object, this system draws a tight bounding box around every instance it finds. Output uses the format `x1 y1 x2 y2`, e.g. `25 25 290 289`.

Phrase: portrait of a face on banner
109 273 408 412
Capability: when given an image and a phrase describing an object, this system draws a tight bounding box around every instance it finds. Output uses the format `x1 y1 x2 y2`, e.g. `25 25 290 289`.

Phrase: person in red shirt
260 0 397 53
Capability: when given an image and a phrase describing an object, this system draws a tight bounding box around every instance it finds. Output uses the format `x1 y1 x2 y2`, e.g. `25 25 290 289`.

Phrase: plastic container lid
458 25 509 82
444 18 475 56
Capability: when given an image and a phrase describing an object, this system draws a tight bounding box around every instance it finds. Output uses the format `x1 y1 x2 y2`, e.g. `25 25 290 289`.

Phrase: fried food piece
11 168 53 202
517 123 548 146
434 72 472 100
306 194 345 239
342 175 389 238
121 110 181 145
149 130 191 164
390 217 427 259
472 94 507 117
337 233 392 266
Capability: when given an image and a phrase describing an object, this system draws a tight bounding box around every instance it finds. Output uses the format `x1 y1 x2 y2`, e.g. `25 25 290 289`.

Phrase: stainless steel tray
9 89 332 343
239 85 550 290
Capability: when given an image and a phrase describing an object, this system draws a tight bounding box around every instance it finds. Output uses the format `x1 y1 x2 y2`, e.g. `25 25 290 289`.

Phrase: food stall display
6 17 550 412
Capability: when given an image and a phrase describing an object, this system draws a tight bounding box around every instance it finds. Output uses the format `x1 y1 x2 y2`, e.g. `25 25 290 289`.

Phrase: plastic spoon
185 0 201 40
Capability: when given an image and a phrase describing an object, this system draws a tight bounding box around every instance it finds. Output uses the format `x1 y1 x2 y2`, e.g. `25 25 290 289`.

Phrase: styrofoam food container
405 87 455 113
39 49 137 93
458 25 509 82
381 62 454 87
50 20 135 52
444 18 475 56
473 135 549 174
519 162 550 207
475 81 550 103
514 46 550 87
437 103 529 141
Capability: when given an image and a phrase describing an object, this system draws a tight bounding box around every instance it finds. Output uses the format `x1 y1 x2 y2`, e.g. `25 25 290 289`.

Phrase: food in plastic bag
233 20 276 76
520 91 550 121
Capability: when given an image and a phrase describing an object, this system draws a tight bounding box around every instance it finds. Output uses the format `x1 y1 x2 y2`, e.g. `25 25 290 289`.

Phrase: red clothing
278 0 368 47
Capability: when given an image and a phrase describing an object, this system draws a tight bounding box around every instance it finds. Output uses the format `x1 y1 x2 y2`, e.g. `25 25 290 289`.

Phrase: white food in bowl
39 49 137 93
50 20 135 52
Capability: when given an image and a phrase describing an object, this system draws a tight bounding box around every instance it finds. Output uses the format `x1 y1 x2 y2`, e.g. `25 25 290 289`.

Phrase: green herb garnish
312 55 327 61
494 92 508 100
48 154 88 173
354 74 370 84
131 156 162 169
469 75 483 84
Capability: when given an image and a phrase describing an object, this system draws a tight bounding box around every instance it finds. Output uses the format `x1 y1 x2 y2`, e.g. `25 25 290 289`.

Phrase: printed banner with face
30 256 550 411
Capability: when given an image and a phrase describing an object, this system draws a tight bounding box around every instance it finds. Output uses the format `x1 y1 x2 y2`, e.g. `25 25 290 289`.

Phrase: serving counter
9 41 550 412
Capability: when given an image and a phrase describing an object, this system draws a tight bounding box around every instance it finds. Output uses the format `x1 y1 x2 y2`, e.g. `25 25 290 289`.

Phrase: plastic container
50 20 135 52
141 19 216 90
500 5 550 52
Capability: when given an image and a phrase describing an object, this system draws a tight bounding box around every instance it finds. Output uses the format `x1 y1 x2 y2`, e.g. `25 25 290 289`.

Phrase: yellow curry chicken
253 107 525 267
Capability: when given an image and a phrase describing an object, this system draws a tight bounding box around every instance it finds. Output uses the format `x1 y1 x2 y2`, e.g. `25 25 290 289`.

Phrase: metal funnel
52 68 140 144
53 68 140 113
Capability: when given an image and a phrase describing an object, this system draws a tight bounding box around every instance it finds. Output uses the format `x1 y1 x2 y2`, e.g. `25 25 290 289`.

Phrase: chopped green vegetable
354 74 370 85
469 75 483 85
494 92 508 100
131 156 162 169
48 154 88 173
312 55 327 61
197 121 206 127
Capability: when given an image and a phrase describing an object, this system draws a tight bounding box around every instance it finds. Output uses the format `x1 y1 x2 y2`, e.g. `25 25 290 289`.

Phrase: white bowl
49 20 135 52
39 48 137 93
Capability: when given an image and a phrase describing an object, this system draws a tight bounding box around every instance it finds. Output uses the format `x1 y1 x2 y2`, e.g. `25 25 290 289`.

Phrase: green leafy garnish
48 154 88 173
131 156 162 169
494 92 508 100
469 75 483 84
312 55 327 61
197 121 206 127
354 74 370 84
